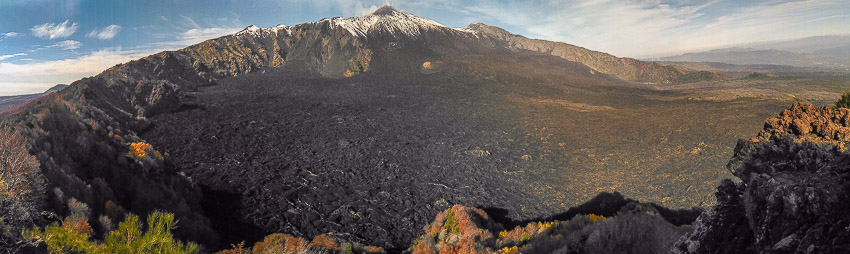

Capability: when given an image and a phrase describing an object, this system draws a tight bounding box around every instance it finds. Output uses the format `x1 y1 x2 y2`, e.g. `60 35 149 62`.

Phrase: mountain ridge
654 47 850 69
0 5 733 251
0 85 68 111
156 5 719 85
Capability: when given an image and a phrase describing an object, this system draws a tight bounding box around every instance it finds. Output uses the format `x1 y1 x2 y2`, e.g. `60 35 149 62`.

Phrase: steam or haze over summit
0 0 847 96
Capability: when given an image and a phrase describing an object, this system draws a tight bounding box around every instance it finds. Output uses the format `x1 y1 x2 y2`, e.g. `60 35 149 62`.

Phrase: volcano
3 6 782 252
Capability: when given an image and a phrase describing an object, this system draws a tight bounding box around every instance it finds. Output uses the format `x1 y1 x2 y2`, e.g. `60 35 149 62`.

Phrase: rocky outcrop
674 103 850 253
755 102 850 150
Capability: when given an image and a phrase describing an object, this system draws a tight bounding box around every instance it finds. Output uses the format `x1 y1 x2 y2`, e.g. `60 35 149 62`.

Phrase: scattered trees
408 204 687 254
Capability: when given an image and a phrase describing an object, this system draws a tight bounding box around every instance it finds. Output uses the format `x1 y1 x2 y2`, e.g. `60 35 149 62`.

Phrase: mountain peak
236 24 290 37
237 25 261 35
328 6 445 38
244 25 260 32
371 5 397 15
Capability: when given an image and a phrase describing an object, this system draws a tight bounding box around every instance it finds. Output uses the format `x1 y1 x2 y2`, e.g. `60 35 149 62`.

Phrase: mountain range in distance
0 84 67 111
652 34 850 69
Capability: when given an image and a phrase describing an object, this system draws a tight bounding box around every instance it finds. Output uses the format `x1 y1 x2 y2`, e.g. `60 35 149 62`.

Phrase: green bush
23 209 198 254
835 92 850 109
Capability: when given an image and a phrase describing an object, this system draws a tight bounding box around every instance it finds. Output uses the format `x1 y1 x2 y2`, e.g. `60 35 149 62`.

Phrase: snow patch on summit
236 24 291 37
453 27 480 37
327 7 447 38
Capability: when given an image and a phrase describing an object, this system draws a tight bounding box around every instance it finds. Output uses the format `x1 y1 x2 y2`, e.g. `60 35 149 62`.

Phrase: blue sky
1 0 848 96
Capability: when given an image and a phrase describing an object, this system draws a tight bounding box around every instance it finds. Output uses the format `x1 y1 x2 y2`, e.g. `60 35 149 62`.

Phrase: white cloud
0 53 26 61
0 22 244 96
691 0 850 51
86 25 122 40
1 23 245 96
151 27 242 50
30 20 78 39
336 0 382 17
0 48 156 96
460 0 850 58
46 40 82 50
2 32 20 38
180 15 201 29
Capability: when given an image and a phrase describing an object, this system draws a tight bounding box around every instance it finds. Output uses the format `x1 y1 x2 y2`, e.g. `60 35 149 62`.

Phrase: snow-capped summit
243 25 260 32
233 6 466 40
326 5 447 38
236 25 262 36
237 24 290 37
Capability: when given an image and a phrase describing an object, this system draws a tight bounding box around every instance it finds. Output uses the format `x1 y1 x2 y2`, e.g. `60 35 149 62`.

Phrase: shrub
126 141 165 168
442 209 461 235
410 205 498 253
412 204 690 254
23 208 199 254
128 141 164 161
250 233 307 254
217 242 250 254
307 234 340 250
835 91 850 109
581 211 685 254
588 214 605 223
341 242 353 254
219 232 385 254
103 211 199 253
497 246 518 254
23 198 95 253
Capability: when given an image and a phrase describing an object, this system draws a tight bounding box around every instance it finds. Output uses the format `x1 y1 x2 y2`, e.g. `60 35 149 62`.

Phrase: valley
140 49 837 249
1 5 848 253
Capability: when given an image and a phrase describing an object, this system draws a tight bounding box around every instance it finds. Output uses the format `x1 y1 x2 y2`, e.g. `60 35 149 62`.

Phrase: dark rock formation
674 103 850 254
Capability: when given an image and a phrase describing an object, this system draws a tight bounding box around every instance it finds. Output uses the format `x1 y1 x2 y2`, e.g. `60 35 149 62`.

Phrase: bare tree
0 128 45 248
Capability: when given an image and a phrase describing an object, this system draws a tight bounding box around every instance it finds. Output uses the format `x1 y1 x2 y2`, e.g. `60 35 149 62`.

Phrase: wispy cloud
86 25 122 40
336 0 383 17
1 23 242 96
460 0 850 58
150 27 242 50
30 20 78 39
46 40 82 50
0 47 156 96
180 15 201 29
2 32 20 38
0 53 26 61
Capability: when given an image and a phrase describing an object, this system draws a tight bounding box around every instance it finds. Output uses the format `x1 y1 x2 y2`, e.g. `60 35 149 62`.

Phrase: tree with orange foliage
127 141 165 168
129 142 154 159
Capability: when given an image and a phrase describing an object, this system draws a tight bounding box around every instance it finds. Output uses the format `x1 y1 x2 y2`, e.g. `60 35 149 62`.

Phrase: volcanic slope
2 6 794 251
135 7 778 249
